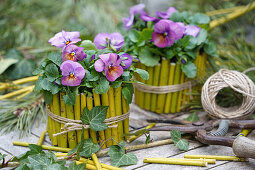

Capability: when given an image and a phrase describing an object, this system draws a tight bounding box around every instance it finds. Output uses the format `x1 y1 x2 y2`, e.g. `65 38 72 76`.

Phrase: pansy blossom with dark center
48 30 81 48
62 44 87 62
93 32 124 51
94 53 123 82
60 60 85 86
156 7 177 19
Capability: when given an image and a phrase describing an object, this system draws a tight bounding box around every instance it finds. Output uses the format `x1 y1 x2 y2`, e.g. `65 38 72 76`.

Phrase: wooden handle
233 136 255 159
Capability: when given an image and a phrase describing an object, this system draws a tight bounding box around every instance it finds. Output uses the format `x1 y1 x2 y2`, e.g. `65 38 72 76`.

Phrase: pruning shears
149 119 255 159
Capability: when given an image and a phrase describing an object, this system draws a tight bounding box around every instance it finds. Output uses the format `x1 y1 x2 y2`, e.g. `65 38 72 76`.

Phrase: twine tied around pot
46 108 130 137
201 68 255 119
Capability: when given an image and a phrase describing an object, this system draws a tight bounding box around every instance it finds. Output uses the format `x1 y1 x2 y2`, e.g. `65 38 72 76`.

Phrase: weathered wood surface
1 103 255 169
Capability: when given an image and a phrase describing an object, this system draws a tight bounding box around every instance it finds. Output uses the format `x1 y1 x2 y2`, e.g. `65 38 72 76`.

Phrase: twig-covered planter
134 53 207 114
47 86 130 148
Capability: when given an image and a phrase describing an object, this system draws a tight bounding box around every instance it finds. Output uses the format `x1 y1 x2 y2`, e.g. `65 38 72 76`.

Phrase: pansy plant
34 30 148 105
122 4 218 78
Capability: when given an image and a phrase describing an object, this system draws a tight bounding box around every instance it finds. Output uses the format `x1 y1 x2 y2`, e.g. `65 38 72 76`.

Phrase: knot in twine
46 108 130 137
201 68 255 119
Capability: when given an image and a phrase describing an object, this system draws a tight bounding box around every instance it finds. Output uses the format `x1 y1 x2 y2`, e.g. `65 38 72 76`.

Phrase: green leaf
134 68 149 80
170 130 181 143
140 28 153 41
80 40 97 51
195 29 208 45
81 106 108 131
0 152 7 161
48 52 62 67
111 80 122 88
94 77 110 94
5 48 23 60
45 63 59 82
145 134 150 144
108 141 137 167
0 58 18 74
16 164 30 170
47 163 66 170
43 91 53 104
204 41 218 57
166 50 175 59
28 144 43 154
68 162 86 170
121 84 134 104
139 47 160 67
79 138 100 158
175 139 189 151
181 61 197 78
192 13 210 25
128 29 140 43
170 12 183 22
185 112 199 122
63 89 77 105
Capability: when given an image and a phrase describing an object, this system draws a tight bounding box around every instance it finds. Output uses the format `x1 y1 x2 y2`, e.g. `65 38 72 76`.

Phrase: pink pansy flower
62 44 87 62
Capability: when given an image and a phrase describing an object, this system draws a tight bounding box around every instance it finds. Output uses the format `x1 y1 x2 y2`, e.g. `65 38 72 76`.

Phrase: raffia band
133 80 198 98
46 108 130 137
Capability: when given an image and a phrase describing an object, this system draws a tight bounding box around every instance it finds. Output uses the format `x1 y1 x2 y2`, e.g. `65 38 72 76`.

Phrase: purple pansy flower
60 60 85 86
152 20 177 48
120 53 132 69
94 53 123 82
140 11 159 22
185 25 200 37
62 44 87 62
156 7 177 19
94 32 124 51
122 4 145 30
48 30 81 48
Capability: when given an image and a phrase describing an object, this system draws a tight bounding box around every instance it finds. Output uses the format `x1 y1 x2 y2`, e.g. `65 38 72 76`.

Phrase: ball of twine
201 69 255 119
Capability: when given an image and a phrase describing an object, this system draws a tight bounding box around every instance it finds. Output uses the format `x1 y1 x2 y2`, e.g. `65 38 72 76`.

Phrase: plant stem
114 86 123 143
66 104 77 148
128 123 156 143
37 131 46 145
170 63 181 113
138 63 146 109
150 64 161 112
74 94 81 143
53 93 61 145
144 66 154 110
177 72 185 112
50 102 57 146
164 63 176 113
108 87 118 145
122 93 130 141
60 92 68 148
80 93 89 140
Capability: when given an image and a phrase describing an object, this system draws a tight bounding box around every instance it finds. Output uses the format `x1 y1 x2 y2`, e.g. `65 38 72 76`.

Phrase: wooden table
1 103 255 169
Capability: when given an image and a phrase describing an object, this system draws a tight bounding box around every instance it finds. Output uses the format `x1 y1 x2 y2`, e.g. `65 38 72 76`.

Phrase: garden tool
149 119 255 159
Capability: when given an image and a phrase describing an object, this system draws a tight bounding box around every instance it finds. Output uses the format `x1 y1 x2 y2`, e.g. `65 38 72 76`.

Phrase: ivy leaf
175 139 189 151
108 141 137 167
0 152 7 161
79 138 100 158
139 47 160 67
185 112 199 122
80 40 97 51
68 162 86 170
15 164 30 170
48 52 62 67
134 68 149 80
63 89 77 105
181 61 197 78
15 145 43 162
47 163 67 170
121 84 134 104
170 130 181 143
0 58 18 74
81 106 108 131
45 63 59 82
94 77 110 94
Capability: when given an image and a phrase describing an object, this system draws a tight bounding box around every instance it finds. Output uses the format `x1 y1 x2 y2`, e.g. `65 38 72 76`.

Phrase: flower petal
154 20 170 33
98 53 110 64
94 59 105 72
185 25 200 37
169 22 185 40
61 76 81 86
109 33 124 51
120 53 132 69
105 65 123 82
140 12 159 22
129 3 145 15
156 7 177 19
60 61 74 76
74 66 86 80
108 53 119 66
61 51 76 61
94 33 110 49
152 30 176 48
75 47 87 61
122 16 134 30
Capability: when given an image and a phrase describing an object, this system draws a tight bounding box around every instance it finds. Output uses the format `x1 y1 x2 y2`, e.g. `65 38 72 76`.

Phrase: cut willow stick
0 85 34 100
101 92 112 147
87 95 98 144
47 104 53 142
14 90 32 100
60 92 68 148
150 64 161 112
210 1 255 29
93 90 106 149
13 141 71 152
134 62 141 106
128 123 156 143
76 161 108 170
80 93 89 140
97 138 174 157
0 76 38 91
91 153 102 170
170 63 181 113
50 103 57 145
176 72 185 112
164 63 176 113
182 77 191 105
122 93 130 141
138 63 146 109
66 104 77 148
184 155 247 161
114 86 123 143
160 158 216 164
156 59 170 114
37 131 46 145
79 157 124 170
144 66 154 110
143 157 207 167
74 94 81 143
108 87 118 145
206 6 244 16
53 93 61 145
